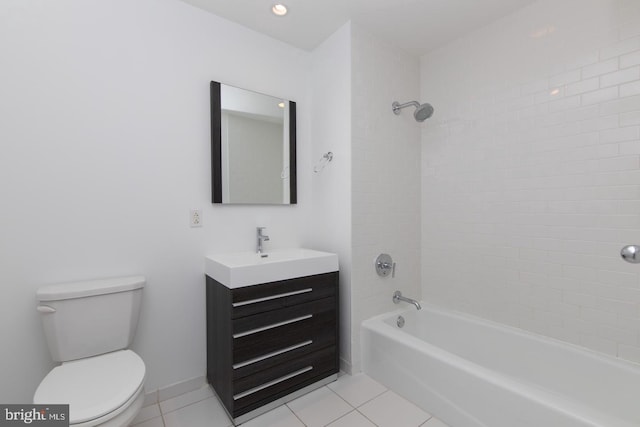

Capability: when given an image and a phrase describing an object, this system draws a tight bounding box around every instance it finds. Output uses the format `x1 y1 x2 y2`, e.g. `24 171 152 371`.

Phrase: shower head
392 101 434 122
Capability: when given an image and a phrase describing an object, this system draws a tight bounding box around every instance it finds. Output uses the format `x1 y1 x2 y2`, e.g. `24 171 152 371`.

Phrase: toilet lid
34 350 145 424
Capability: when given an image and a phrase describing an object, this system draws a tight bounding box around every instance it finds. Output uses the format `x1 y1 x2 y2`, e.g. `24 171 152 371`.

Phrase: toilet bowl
34 350 145 426
34 277 146 426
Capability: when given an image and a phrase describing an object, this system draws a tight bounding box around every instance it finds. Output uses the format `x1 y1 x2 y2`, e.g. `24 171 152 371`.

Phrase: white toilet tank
36 276 145 362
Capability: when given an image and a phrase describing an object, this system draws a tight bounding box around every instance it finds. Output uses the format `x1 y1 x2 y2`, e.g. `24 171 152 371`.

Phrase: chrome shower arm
392 101 420 114
392 100 434 121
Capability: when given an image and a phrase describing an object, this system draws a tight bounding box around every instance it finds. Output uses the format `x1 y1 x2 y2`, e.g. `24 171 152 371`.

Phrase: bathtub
361 304 640 427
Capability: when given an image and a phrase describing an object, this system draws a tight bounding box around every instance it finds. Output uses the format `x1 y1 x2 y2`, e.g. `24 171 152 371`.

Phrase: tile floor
132 373 451 427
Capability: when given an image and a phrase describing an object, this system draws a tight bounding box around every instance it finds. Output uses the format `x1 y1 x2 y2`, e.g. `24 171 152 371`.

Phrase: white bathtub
361 304 640 427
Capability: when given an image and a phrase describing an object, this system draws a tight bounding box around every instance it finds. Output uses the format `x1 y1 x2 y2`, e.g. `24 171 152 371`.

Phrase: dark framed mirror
210 81 297 204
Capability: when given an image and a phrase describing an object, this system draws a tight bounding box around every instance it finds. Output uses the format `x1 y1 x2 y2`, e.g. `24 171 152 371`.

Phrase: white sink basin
205 248 339 288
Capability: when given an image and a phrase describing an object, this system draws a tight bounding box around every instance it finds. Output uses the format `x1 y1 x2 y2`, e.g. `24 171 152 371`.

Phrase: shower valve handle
375 254 395 278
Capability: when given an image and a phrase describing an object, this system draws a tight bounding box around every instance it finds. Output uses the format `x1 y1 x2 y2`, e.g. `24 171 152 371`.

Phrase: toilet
33 276 147 427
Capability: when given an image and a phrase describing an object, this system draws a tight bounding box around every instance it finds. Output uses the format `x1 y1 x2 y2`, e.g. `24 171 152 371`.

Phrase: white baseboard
143 375 207 407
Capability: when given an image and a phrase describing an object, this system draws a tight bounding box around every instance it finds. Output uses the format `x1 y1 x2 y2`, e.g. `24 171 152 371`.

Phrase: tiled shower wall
350 24 421 372
421 0 640 362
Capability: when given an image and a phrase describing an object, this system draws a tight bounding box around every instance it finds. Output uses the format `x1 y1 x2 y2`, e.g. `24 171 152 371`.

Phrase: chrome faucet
257 227 270 255
392 291 421 310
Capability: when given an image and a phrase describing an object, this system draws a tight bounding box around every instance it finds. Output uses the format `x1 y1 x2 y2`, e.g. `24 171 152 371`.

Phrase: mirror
210 81 297 204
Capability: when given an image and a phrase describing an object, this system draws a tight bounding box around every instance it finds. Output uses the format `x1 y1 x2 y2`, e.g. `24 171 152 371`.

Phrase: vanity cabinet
206 271 339 422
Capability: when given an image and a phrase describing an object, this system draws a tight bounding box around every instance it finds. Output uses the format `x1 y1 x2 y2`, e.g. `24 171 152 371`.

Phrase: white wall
0 0 312 402
307 22 422 373
307 23 353 372
350 24 421 372
421 0 640 362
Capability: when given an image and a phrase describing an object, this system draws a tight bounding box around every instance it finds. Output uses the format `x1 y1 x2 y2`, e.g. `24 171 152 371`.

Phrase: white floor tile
162 397 231 427
240 405 305 427
132 404 161 425
421 418 450 427
326 410 377 427
160 385 214 414
327 374 387 408
286 386 352 427
132 416 165 427
359 391 430 427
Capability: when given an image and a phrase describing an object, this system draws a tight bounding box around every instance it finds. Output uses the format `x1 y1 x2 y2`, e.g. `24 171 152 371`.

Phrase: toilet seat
34 350 145 425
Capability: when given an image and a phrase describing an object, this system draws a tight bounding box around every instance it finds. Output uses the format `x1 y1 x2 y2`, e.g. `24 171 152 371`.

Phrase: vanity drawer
233 304 336 364
233 346 336 415
231 272 337 319
232 297 333 336
233 337 323 380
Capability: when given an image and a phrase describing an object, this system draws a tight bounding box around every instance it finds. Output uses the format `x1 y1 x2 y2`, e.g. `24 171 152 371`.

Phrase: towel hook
313 152 334 173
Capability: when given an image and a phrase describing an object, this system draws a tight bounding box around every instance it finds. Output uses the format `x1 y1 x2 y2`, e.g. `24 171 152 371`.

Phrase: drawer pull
233 340 313 369
233 366 313 401
232 288 313 307
233 314 312 338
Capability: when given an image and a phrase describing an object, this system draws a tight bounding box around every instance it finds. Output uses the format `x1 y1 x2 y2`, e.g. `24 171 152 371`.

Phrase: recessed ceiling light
278 102 285 108
272 4 288 16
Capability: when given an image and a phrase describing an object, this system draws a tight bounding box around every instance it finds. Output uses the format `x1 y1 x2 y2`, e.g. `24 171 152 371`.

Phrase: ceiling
180 0 537 56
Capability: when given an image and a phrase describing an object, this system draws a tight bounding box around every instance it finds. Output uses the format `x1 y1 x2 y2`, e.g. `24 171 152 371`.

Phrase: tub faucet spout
393 291 421 310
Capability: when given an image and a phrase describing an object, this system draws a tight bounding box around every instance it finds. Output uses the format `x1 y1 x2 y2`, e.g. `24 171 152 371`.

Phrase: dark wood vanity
206 271 339 423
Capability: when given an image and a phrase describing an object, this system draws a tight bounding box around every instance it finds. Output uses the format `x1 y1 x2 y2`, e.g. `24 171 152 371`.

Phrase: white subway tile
600 126 640 143
567 51 600 70
600 66 640 87
620 80 640 97
618 344 640 363
599 324 637 346
564 317 597 336
517 104 541 120
565 77 599 96
507 94 535 110
620 50 640 68
549 95 581 112
536 112 565 128
535 309 565 326
597 270 638 286
619 140 640 154
598 114 621 131
576 199 620 214
596 297 638 317
620 19 640 40
582 58 619 79
494 85 521 101
550 69 581 87
563 291 597 308
618 200 640 215
547 121 581 138
562 265 596 281
596 170 640 186
596 155 639 171
600 95 640 115
550 301 582 317
582 87 619 105
620 111 640 126
617 316 640 331
535 89 563 105
599 36 640 60
580 307 618 325
521 78 549 96
564 105 600 122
